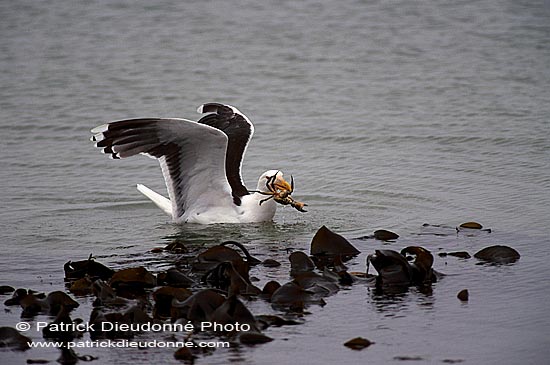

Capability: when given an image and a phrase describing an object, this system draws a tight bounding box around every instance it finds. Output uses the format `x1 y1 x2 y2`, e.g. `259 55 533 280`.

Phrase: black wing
197 103 254 205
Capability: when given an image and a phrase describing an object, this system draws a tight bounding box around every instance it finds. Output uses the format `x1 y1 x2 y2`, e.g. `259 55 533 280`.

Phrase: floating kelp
19 294 51 317
42 305 83 341
400 246 437 285
92 279 129 307
157 268 195 288
192 242 259 288
394 356 424 361
0 286 15 295
16 290 79 317
57 346 98 365
260 281 281 301
109 267 157 291
289 251 316 276
152 286 192 319
262 259 281 267
417 223 457 237
164 239 189 254
174 346 196 362
310 226 360 259
438 251 471 259
124 305 156 326
367 250 412 287
270 282 326 311
344 337 374 350
238 331 274 345
175 292 273 345
373 229 399 241
193 241 261 272
310 226 360 270
367 247 437 288
356 229 399 241
441 358 465 364
292 272 339 296
46 291 79 314
209 295 260 334
89 305 155 340
0 326 31 351
6 220 518 364
457 289 469 302
420 222 491 236
474 245 520 264
270 246 347 311
171 289 226 323
68 277 94 295
89 309 132 340
256 314 303 328
334 270 355 286
194 245 244 270
457 221 492 234
203 261 261 296
459 222 483 229
64 255 114 281
4 288 44 306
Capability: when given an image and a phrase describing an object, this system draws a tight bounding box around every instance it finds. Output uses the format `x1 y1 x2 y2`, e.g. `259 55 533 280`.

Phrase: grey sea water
1 0 549 364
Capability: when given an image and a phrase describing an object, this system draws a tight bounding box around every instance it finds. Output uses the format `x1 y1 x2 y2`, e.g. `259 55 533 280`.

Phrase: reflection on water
370 284 435 316
371 290 410 317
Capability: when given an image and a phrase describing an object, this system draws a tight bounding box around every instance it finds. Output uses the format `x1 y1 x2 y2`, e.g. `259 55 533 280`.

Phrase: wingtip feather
91 124 109 134
91 133 105 143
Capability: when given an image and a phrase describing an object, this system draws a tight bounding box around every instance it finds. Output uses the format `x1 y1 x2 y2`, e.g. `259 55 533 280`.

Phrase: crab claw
291 199 308 213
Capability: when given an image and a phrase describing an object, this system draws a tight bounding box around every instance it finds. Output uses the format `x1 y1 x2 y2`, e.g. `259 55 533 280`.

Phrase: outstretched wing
197 103 254 205
91 118 232 219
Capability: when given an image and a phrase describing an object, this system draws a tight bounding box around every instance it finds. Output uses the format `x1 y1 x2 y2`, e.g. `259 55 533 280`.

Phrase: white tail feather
136 184 172 217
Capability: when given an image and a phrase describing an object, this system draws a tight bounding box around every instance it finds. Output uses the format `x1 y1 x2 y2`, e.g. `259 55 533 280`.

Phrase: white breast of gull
91 103 306 224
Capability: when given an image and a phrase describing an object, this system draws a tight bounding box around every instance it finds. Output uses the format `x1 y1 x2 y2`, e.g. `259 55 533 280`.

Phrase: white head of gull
91 103 306 224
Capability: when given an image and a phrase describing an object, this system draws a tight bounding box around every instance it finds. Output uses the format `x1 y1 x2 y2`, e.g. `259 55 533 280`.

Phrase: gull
91 103 306 224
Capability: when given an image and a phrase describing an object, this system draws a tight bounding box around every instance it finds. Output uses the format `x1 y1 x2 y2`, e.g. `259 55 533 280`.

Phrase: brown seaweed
438 251 471 259
373 229 399 241
171 289 226 323
152 286 192 319
203 261 261 296
474 245 520 264
109 267 157 293
157 268 195 288
260 281 281 301
310 226 360 261
0 326 31 351
17 291 79 317
400 246 437 285
344 337 374 350
209 295 260 334
367 249 413 287
459 222 483 229
0 286 15 295
289 251 316 276
64 255 114 281
457 289 469 301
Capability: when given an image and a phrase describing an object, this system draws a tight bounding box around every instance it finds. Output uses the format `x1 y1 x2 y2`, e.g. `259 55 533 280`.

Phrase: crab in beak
252 172 308 212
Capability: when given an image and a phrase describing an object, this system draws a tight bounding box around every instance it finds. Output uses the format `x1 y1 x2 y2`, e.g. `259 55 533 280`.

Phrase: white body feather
136 175 278 224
